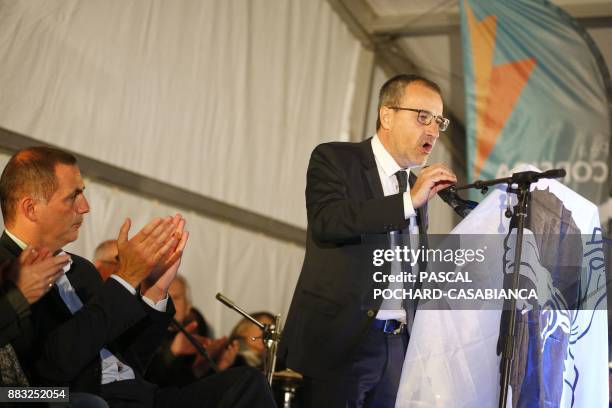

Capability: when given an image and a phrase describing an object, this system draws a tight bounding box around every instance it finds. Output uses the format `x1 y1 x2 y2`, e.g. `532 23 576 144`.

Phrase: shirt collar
4 229 72 273
371 134 410 179
5 229 27 250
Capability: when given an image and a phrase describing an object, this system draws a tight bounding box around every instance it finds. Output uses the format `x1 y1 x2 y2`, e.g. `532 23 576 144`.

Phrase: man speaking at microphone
279 74 457 407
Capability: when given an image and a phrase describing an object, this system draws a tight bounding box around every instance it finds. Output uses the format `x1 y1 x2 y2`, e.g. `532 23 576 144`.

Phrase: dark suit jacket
0 232 174 395
0 276 31 388
279 138 428 379
0 280 31 349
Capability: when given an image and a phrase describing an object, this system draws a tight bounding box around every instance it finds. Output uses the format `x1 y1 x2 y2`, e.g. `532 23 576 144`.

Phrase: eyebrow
64 186 86 199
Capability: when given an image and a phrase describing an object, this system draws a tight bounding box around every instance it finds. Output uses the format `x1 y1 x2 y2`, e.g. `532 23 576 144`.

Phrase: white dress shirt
370 135 420 322
5 230 166 385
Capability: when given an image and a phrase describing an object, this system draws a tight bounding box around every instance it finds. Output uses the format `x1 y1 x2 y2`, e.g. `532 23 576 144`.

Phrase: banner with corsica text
460 0 611 230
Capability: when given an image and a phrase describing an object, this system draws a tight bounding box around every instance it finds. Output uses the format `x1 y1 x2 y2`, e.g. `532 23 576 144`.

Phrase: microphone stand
497 183 528 408
454 169 566 408
453 169 566 195
216 293 282 385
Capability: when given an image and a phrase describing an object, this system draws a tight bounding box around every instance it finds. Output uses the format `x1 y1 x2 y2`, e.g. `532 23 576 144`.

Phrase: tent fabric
0 0 360 229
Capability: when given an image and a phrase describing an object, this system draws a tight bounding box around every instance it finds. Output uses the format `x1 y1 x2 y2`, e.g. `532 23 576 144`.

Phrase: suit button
366 309 375 317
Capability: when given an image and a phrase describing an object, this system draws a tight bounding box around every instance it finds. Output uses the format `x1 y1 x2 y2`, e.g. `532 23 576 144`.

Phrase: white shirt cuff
109 275 168 312
403 191 416 219
141 295 168 312
110 274 137 295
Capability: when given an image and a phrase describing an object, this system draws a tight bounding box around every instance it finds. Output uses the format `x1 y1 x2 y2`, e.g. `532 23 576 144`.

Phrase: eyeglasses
388 107 449 132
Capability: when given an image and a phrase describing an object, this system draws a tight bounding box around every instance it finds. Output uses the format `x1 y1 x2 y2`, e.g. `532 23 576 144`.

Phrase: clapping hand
169 321 239 373
170 321 203 356
115 216 180 288
142 214 189 301
7 246 70 304
194 336 239 372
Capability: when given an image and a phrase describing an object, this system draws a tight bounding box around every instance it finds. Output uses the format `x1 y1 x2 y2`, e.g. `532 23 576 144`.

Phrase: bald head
93 239 119 280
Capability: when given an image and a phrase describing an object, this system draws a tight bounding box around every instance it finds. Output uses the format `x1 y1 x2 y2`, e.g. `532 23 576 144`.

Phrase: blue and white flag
395 166 608 407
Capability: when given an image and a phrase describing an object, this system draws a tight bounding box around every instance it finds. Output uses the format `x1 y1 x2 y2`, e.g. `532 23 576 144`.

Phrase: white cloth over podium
395 168 608 408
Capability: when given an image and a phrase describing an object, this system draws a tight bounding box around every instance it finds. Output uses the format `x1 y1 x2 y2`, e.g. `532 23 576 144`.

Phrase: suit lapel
359 138 384 200
65 259 99 303
0 232 22 259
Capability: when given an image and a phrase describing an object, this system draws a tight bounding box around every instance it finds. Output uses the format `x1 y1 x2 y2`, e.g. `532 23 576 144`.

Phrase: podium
394 169 608 407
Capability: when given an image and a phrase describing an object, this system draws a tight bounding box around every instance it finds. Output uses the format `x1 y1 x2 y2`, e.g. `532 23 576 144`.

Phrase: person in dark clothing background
145 275 238 387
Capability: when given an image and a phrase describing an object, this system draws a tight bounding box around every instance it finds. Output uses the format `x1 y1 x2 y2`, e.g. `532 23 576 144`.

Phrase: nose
426 121 441 137
78 195 90 214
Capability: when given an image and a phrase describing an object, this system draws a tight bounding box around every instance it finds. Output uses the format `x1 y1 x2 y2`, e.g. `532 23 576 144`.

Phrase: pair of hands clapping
0 213 189 305
115 214 189 302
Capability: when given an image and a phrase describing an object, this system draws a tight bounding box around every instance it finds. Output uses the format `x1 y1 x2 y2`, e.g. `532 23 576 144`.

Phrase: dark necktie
395 170 408 196
395 170 417 331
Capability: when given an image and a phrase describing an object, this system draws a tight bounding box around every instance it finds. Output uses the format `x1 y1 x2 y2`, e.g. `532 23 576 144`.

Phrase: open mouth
422 142 433 153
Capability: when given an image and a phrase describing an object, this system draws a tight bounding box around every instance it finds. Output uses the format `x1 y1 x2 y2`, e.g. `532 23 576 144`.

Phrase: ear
379 106 393 130
19 197 39 223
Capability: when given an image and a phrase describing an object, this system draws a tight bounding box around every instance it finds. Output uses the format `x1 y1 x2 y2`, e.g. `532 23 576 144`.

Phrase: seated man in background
93 239 120 281
230 312 275 370
0 146 275 407
146 275 238 386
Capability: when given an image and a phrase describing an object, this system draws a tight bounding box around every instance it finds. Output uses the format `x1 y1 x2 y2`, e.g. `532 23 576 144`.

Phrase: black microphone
510 168 566 184
454 168 567 192
540 168 566 179
437 186 479 219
